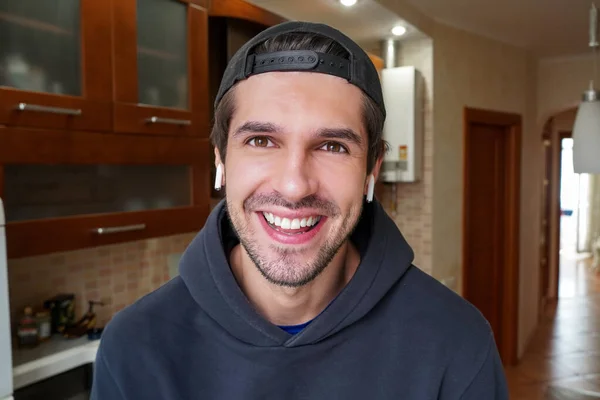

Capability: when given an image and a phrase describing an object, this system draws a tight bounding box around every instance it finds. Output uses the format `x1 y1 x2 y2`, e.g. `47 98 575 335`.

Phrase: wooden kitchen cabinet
113 0 209 137
0 0 287 258
0 127 210 259
208 0 286 27
0 0 113 132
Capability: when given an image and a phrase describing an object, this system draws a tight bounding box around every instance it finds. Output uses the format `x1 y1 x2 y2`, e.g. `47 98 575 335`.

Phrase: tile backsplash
8 232 197 329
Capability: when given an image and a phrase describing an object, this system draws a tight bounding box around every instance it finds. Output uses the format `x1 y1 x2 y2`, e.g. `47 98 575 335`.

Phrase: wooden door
0 0 113 131
113 0 209 136
463 108 521 366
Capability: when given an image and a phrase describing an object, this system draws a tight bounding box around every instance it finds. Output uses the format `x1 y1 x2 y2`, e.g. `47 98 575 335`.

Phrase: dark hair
210 32 386 174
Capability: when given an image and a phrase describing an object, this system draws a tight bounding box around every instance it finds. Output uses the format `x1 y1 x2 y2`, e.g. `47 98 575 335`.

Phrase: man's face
220 71 374 287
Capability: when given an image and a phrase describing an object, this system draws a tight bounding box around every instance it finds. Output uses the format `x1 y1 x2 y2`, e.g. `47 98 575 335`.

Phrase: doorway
540 116 598 305
557 134 595 298
462 107 521 366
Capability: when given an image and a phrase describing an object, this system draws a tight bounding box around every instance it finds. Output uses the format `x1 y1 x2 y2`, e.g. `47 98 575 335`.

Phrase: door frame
539 119 552 311
462 107 521 366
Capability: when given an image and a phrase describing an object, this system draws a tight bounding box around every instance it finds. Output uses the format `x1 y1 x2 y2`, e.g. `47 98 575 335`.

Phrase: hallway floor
506 254 600 399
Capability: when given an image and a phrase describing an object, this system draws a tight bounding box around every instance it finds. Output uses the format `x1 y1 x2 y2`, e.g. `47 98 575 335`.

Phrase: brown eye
322 142 347 153
248 137 272 148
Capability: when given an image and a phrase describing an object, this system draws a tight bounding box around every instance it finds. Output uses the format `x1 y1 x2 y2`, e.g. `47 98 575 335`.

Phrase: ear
371 156 384 183
214 147 223 167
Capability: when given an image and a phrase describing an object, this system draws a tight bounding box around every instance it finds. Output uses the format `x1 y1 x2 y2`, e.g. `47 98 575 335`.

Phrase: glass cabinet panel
137 0 188 109
0 0 81 96
4 164 191 222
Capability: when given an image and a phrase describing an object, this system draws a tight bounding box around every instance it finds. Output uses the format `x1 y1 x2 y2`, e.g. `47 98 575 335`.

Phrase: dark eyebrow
232 121 282 138
317 128 363 148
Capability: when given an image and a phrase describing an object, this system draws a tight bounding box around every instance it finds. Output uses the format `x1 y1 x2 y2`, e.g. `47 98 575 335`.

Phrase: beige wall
538 56 592 122
553 108 578 131
375 0 543 358
431 22 541 357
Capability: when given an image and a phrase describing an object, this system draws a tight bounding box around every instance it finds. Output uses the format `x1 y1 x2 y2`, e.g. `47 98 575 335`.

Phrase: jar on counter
16 306 39 348
36 311 52 342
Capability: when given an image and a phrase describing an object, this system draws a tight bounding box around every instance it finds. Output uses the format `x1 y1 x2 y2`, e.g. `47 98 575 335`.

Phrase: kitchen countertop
12 335 100 390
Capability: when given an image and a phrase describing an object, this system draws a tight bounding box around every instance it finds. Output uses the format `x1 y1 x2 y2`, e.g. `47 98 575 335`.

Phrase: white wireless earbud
366 174 375 203
214 163 224 191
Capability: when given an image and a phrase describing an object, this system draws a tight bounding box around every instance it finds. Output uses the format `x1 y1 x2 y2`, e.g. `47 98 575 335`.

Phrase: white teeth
263 213 321 230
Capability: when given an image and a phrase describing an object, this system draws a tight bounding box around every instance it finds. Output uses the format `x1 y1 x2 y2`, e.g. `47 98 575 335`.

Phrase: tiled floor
506 253 600 399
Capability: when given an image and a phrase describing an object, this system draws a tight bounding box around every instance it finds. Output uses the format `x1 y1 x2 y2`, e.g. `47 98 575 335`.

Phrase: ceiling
247 0 596 58
245 0 425 49
405 0 593 58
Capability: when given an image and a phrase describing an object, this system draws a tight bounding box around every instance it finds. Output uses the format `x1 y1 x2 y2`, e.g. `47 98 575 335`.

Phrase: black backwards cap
214 21 386 119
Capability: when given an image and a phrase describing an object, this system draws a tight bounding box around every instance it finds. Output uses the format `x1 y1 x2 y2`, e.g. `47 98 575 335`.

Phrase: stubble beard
225 196 362 288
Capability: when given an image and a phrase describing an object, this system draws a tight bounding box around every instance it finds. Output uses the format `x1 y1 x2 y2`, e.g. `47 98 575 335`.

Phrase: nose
272 150 318 204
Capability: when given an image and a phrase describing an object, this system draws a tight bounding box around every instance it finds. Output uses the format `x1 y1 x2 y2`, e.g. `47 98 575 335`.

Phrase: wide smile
263 212 321 233
257 211 327 245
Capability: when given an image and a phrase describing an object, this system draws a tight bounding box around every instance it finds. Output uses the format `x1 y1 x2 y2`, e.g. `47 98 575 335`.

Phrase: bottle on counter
36 310 52 342
16 306 39 348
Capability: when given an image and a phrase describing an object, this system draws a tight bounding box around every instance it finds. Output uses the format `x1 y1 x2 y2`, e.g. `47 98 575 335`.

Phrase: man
91 21 508 399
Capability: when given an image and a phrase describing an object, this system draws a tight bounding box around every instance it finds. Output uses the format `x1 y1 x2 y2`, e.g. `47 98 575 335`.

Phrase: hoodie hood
179 199 414 348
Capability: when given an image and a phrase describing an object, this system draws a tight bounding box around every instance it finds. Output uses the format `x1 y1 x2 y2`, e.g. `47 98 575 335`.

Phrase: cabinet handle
146 116 191 126
93 224 146 235
16 103 82 116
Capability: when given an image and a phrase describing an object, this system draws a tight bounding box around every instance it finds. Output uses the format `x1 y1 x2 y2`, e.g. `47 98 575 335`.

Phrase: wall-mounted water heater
380 65 424 183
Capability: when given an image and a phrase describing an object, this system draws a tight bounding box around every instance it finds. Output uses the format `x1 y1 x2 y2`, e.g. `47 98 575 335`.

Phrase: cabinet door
113 0 209 137
0 0 112 131
0 127 211 258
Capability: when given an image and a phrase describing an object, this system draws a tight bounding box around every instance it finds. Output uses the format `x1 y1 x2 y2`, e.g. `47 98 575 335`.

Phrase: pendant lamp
573 3 600 174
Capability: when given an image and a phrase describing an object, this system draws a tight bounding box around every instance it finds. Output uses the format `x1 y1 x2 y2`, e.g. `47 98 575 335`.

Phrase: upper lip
257 209 324 219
